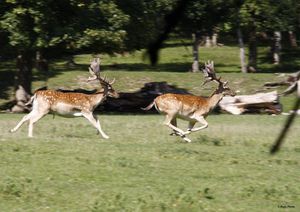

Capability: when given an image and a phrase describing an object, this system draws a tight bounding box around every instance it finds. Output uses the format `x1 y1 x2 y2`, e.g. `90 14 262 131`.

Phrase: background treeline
0 0 300 102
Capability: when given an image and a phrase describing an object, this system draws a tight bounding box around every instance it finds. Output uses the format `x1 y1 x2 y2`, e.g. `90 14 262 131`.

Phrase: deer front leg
184 116 208 134
169 118 180 136
82 112 109 139
183 121 197 135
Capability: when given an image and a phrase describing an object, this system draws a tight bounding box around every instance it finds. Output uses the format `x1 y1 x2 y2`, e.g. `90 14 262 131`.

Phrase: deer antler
88 57 101 81
202 60 221 85
87 58 115 85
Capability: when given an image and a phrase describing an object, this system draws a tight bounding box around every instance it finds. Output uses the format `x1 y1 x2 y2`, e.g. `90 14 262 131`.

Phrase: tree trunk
36 50 49 87
205 35 212 47
272 31 281 65
66 55 76 67
247 27 257 72
191 32 200 72
11 52 33 112
211 33 218 46
237 28 247 73
288 31 297 47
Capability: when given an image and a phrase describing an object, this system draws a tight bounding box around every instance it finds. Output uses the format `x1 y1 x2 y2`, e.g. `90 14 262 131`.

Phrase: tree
177 0 235 72
0 0 129 112
237 0 300 70
116 0 175 51
265 0 300 63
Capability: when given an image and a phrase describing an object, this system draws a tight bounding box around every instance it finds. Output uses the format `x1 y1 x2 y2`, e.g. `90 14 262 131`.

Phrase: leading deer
142 61 235 142
10 58 118 138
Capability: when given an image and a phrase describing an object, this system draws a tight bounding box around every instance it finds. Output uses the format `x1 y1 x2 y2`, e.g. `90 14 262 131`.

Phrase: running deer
142 61 235 142
10 58 118 138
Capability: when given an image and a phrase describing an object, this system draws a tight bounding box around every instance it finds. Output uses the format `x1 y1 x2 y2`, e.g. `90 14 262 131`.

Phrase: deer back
155 93 212 116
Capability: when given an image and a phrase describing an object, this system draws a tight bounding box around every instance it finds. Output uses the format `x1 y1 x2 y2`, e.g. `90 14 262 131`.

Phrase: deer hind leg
10 113 32 133
169 118 180 136
28 111 47 137
82 112 109 139
164 114 191 142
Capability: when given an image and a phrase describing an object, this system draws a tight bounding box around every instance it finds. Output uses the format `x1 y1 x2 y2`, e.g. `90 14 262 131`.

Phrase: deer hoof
182 136 191 143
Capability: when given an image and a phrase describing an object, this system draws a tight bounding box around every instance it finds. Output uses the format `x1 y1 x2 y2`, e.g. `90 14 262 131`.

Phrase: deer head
88 58 119 98
202 60 235 96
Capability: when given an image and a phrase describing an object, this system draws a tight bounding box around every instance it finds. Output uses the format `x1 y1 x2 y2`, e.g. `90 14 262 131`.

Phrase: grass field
0 113 299 211
1 42 300 211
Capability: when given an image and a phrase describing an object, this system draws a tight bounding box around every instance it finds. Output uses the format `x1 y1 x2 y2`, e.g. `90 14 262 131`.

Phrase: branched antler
87 58 115 85
88 58 101 81
202 61 221 85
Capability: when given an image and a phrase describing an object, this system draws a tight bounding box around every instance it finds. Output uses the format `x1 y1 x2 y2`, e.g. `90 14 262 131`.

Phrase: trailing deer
10 58 118 138
142 61 235 142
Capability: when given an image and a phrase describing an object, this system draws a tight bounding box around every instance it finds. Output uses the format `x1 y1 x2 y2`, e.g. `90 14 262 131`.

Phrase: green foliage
1 0 300 54
0 0 129 53
0 114 299 211
116 0 175 50
177 0 236 35
236 0 300 33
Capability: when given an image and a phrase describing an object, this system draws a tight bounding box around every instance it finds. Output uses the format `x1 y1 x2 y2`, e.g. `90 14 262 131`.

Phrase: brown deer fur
10 58 118 138
142 61 235 142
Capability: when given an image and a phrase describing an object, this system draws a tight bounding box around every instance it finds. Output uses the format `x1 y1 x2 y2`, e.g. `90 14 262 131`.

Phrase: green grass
0 113 299 211
0 43 300 210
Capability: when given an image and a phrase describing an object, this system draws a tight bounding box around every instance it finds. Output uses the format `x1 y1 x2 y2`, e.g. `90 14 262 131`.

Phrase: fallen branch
219 91 281 115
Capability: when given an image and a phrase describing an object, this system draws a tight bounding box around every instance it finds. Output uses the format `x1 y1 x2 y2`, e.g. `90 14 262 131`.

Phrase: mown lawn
0 113 299 211
1 42 300 211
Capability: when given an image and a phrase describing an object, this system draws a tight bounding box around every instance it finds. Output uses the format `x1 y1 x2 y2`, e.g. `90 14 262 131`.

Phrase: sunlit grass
0 113 299 211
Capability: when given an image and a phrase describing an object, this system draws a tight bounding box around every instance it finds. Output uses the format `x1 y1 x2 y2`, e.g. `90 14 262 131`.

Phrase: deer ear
110 78 116 85
224 81 228 86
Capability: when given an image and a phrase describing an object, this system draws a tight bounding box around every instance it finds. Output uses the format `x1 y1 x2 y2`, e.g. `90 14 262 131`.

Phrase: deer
10 58 118 139
142 61 235 142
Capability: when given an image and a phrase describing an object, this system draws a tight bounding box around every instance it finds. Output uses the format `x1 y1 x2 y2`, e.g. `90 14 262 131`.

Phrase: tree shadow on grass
258 47 300 73
101 62 191 72
100 62 242 73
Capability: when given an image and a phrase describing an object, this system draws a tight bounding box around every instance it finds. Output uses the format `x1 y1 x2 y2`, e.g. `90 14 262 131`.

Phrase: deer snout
230 90 236 96
109 91 119 98
223 88 236 97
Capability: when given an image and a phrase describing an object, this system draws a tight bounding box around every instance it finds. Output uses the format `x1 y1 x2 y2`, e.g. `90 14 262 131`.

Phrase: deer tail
25 94 36 106
141 101 156 111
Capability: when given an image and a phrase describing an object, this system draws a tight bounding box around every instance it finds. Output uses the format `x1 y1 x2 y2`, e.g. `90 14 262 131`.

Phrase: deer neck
102 84 109 98
88 83 108 106
208 91 224 110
